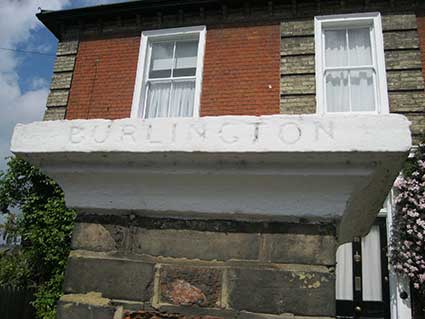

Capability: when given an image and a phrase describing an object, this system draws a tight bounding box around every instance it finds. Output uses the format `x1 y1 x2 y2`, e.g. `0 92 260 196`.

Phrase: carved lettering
70 126 84 144
189 124 206 140
219 123 239 144
250 122 262 143
92 125 110 144
279 122 302 144
171 123 177 143
121 125 136 144
146 124 162 144
314 121 334 141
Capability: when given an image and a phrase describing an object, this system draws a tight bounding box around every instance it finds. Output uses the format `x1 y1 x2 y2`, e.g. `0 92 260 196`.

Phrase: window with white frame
314 13 389 114
131 26 206 119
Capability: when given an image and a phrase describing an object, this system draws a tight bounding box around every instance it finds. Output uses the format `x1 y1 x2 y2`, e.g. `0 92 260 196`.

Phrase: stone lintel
11 114 411 242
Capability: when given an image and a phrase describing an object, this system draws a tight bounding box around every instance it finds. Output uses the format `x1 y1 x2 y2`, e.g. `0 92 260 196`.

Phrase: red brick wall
66 36 140 119
417 16 425 81
66 24 281 119
200 24 281 116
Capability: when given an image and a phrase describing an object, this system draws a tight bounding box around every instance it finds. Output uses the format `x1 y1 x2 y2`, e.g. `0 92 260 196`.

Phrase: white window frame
131 25 207 119
314 12 389 115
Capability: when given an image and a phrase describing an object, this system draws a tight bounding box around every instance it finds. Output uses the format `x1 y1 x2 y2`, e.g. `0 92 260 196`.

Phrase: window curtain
145 81 195 118
336 242 354 300
324 28 374 112
169 81 195 117
145 82 171 118
362 225 383 301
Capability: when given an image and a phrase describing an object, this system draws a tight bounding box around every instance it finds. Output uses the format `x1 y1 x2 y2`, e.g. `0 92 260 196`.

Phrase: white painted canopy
11 114 411 242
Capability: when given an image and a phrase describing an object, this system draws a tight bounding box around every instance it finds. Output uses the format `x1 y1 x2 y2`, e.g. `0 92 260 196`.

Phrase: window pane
174 41 198 77
149 42 173 78
361 226 383 301
326 71 349 112
325 30 347 67
348 28 372 66
145 82 171 118
350 70 375 111
169 81 195 117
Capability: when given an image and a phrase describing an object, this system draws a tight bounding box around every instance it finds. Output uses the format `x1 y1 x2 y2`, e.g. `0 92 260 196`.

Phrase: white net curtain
324 27 376 112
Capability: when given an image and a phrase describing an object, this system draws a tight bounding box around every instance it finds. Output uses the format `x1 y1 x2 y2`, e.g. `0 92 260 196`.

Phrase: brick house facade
10 0 425 318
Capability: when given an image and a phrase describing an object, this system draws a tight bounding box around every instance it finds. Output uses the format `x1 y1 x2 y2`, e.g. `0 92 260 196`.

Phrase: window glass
348 28 372 66
326 71 349 112
350 70 375 111
174 41 198 77
325 30 347 67
149 42 173 78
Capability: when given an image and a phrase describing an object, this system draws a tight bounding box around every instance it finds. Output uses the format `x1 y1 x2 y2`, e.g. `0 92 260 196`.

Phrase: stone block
46 90 69 107
57 301 117 319
131 228 260 261
280 55 315 75
280 20 314 37
56 292 118 319
387 69 424 91
385 50 422 70
71 222 128 252
384 31 419 50
57 41 79 56
53 55 76 73
43 107 66 121
50 72 73 90
280 96 316 114
281 36 314 56
382 14 417 31
159 264 223 308
390 91 425 113
281 74 315 95
64 256 154 301
227 267 335 317
267 233 336 265
157 304 237 319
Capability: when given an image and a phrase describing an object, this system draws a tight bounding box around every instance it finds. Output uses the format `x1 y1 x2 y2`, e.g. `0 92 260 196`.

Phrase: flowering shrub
390 144 425 298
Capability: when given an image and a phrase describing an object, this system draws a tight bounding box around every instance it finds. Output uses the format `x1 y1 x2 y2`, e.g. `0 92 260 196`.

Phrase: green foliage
0 248 32 288
0 157 76 319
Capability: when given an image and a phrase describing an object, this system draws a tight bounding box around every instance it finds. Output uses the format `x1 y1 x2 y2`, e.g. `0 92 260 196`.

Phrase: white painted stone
11 114 411 242
12 114 411 154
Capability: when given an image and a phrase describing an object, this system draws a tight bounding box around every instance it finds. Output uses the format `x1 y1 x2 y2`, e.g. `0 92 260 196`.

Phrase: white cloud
0 0 73 171
29 77 49 90
0 0 130 172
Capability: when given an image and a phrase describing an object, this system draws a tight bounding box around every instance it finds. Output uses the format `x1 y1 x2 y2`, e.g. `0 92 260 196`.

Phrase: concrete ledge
11 114 411 242
12 114 410 153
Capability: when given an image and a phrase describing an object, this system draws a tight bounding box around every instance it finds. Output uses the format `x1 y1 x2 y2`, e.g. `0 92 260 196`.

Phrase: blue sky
0 0 129 173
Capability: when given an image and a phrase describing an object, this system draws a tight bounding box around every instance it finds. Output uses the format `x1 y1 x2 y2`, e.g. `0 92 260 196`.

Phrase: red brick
200 24 280 116
66 36 140 120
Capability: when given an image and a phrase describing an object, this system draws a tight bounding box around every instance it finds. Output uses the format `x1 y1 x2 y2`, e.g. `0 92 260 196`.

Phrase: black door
336 218 390 319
